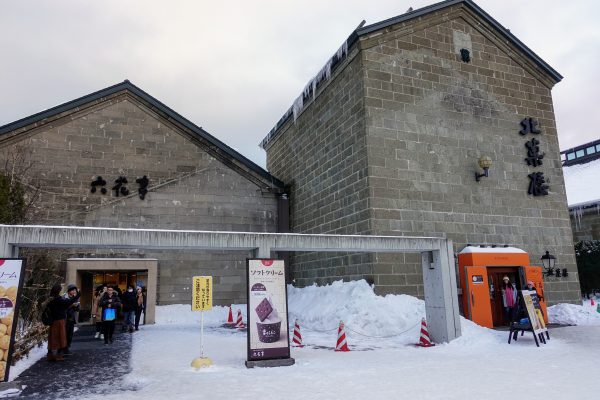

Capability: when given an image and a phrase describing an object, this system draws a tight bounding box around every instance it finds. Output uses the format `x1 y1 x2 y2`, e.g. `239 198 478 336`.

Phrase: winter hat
67 284 77 291
502 276 509 281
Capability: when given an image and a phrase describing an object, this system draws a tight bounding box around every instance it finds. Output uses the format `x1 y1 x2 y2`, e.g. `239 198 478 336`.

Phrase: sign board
192 276 212 311
521 290 547 335
0 259 26 382
246 259 290 361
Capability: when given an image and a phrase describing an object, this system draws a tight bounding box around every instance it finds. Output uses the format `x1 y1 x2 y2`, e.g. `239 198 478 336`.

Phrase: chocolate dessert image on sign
251 283 282 343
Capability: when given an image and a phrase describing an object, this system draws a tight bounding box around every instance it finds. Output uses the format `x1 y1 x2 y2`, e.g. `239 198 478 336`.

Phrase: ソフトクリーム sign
192 276 212 311
246 259 290 362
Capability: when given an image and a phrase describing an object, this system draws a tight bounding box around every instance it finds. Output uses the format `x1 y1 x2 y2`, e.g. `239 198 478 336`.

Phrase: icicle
336 40 348 61
292 95 304 122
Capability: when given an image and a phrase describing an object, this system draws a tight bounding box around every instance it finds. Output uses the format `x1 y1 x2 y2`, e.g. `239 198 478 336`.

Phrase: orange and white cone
416 317 434 347
335 321 350 352
225 306 234 326
291 320 303 347
235 309 246 329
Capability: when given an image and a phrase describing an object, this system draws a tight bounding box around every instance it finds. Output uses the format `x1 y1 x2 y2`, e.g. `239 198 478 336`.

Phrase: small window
587 146 596 155
576 149 585 157
596 144 600 152
567 152 576 160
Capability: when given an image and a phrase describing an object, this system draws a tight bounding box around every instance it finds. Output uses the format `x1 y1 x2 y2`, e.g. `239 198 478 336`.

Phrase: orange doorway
488 267 522 327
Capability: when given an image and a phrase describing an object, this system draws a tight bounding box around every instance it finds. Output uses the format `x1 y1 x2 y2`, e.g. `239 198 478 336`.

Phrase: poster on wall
0 259 26 382
246 259 290 362
521 290 548 336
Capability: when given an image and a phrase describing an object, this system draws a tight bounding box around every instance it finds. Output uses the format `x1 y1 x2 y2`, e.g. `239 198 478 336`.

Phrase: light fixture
475 156 492 182
541 251 556 277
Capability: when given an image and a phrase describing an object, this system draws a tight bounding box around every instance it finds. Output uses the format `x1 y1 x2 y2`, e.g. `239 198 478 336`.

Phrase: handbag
103 308 116 321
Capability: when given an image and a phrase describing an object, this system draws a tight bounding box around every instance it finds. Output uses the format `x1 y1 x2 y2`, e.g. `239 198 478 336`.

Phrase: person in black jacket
62 284 80 356
47 284 80 361
121 285 136 333
99 286 121 344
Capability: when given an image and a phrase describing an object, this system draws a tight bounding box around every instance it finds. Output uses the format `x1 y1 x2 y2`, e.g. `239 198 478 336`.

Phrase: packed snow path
17 325 132 399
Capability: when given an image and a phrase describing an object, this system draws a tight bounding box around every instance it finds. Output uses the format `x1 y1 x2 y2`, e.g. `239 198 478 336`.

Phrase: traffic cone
416 318 435 347
291 320 303 347
235 309 246 329
335 321 350 352
226 306 234 326
591 298 596 306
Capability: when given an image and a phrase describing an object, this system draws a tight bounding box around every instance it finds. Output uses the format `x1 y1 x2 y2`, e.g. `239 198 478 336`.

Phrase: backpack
41 302 53 326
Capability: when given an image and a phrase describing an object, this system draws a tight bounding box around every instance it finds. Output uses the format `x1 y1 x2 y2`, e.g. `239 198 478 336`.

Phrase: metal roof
0 80 284 190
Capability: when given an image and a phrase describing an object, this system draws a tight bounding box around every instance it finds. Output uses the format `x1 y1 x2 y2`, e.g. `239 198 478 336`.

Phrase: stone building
562 138 600 242
0 80 286 314
261 0 580 304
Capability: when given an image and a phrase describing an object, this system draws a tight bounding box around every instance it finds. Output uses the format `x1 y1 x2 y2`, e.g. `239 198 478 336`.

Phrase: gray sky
1 0 599 168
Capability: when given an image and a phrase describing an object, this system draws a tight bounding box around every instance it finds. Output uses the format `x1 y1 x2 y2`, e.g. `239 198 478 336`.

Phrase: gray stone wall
265 5 580 304
0 98 279 305
265 48 375 287
571 207 600 242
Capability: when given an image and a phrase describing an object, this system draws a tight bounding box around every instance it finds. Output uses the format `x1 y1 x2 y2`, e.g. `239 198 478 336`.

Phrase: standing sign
191 276 213 369
521 290 548 336
192 276 212 311
0 259 26 382
246 259 291 362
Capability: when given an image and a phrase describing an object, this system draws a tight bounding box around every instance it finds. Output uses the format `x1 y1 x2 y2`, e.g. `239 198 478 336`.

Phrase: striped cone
335 321 350 352
226 306 234 326
416 318 435 347
591 298 596 306
235 309 246 329
291 320 303 347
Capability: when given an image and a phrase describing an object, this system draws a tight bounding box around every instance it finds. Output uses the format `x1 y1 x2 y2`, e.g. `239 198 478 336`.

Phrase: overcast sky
1 0 599 168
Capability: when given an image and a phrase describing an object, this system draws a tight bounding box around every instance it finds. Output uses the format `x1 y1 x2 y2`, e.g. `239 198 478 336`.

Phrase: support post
421 242 461 343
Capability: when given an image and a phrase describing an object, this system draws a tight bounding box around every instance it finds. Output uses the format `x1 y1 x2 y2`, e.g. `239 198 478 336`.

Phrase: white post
200 311 204 358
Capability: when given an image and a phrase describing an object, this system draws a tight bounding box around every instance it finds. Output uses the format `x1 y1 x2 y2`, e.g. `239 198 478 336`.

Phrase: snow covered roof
459 246 526 254
563 157 600 208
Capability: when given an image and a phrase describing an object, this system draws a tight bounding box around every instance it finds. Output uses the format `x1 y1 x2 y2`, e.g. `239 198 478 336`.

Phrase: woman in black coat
99 286 121 344
47 284 80 361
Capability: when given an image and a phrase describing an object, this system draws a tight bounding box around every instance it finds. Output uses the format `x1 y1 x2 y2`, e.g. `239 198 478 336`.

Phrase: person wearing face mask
99 286 121 344
121 285 137 333
501 276 518 324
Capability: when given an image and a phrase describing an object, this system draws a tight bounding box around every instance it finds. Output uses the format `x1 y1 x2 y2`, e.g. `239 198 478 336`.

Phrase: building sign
192 276 212 311
90 175 150 200
246 259 290 361
521 290 548 336
519 117 549 196
0 259 26 382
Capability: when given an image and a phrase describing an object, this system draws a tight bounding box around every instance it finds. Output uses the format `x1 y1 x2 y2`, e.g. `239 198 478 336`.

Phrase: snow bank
549 302 600 326
8 342 48 381
155 304 246 327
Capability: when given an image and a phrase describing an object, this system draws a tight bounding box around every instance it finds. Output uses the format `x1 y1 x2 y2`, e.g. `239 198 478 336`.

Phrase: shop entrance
488 267 522 327
66 258 157 324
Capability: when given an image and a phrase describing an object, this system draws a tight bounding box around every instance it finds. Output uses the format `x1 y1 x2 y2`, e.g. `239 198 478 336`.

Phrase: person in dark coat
62 284 80 355
47 284 80 361
134 286 145 331
99 286 121 344
121 285 136 333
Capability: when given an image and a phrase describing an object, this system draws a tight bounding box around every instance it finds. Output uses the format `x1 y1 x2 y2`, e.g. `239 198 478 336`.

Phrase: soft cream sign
0 259 26 382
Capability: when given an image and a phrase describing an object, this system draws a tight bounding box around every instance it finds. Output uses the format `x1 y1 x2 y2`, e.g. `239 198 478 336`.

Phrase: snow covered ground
19 281 600 399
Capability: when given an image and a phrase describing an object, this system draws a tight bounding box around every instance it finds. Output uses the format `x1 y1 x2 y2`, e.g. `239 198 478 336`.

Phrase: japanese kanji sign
192 276 212 311
519 117 549 196
246 259 290 362
0 259 26 382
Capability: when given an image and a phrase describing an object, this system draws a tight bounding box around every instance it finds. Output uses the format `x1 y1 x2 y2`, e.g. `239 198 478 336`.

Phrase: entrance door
466 266 493 328
489 267 521 327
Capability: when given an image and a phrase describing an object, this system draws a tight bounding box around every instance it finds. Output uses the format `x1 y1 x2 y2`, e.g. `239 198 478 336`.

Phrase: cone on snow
335 321 350 352
416 318 435 347
291 319 303 347
235 309 246 329
591 298 596 306
225 306 235 326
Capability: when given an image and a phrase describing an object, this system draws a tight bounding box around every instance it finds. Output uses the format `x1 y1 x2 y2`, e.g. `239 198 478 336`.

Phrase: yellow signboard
192 276 212 311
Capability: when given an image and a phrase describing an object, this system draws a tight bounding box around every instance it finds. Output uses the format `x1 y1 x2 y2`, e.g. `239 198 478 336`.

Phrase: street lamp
475 156 492 182
541 251 556 277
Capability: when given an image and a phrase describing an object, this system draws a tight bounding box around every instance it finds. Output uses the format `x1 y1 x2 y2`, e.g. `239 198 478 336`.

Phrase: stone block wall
571 208 600 242
0 97 279 305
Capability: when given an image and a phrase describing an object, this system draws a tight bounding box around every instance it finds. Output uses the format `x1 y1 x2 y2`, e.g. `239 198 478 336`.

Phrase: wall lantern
475 156 493 182
541 251 556 277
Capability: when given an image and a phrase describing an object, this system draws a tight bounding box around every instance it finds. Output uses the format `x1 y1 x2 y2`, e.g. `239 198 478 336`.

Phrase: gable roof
0 80 284 191
260 0 562 149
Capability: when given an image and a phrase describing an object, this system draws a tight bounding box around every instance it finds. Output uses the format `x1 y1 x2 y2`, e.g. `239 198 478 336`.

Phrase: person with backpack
99 286 121 344
46 283 80 361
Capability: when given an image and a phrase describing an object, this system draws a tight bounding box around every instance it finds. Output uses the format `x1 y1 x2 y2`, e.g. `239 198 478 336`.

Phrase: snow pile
563 157 600 206
548 302 600 326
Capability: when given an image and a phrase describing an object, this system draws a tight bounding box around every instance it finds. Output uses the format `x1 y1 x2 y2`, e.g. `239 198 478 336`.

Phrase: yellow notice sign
192 276 213 311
